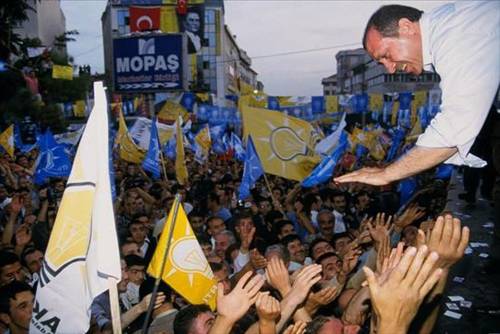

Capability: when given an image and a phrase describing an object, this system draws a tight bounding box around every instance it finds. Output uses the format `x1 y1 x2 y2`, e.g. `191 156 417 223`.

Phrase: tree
0 0 37 61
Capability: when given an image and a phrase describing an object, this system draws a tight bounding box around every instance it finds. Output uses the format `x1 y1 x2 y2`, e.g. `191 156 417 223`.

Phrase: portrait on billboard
179 6 204 54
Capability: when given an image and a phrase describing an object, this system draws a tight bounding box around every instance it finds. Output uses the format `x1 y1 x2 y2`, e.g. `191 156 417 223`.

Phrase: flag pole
108 277 122 334
262 173 286 217
141 194 181 333
159 145 169 181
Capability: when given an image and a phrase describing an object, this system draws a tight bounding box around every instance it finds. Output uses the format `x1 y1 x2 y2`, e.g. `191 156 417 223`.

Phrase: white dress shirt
416 1 500 167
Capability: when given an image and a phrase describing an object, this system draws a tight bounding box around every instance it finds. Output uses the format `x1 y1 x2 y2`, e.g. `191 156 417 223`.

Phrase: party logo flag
148 198 217 310
241 105 321 181
230 133 245 161
238 136 264 200
267 96 280 110
34 130 72 185
0 125 14 158
195 125 211 153
116 110 146 163
73 100 86 118
52 65 73 80
175 118 188 185
31 82 121 334
302 132 348 187
142 117 161 179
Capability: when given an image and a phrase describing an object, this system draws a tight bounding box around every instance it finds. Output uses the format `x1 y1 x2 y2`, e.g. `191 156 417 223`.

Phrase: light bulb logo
270 127 308 161
169 236 213 279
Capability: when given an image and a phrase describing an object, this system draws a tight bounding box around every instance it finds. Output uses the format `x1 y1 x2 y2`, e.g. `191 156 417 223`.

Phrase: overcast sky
61 0 450 96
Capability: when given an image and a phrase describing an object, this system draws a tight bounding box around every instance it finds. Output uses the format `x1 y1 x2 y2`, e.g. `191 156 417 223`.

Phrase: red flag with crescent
129 6 161 32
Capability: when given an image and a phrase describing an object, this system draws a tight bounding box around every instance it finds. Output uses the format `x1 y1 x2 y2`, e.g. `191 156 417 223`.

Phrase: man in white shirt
336 2 499 186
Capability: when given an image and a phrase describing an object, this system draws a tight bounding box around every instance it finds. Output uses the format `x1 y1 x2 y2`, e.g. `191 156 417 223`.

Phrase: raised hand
367 213 392 250
282 321 306 334
139 292 165 313
363 246 442 334
240 225 256 253
304 286 340 315
286 264 322 306
425 214 469 270
250 249 267 270
255 292 281 323
216 271 264 323
265 257 291 296
394 204 426 232
15 225 32 248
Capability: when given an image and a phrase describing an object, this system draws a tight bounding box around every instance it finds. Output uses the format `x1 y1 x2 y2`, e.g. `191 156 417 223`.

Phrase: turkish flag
129 6 161 32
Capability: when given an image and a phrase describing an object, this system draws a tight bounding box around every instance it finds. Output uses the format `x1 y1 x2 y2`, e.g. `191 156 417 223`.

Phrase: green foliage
38 71 92 103
0 0 37 60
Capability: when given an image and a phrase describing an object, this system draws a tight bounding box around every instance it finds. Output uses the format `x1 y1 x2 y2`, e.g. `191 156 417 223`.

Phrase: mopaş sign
113 34 186 92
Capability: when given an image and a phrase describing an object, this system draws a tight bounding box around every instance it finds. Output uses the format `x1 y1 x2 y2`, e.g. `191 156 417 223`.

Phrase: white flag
31 82 121 334
315 112 347 156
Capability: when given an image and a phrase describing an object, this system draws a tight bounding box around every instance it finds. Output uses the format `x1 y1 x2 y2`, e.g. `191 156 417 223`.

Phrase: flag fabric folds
147 197 217 310
230 133 245 161
175 118 188 185
117 110 146 163
129 6 161 32
302 132 348 187
142 117 161 179
34 130 72 185
31 82 121 334
0 125 14 158
194 125 211 153
52 65 73 80
241 105 321 181
238 136 264 200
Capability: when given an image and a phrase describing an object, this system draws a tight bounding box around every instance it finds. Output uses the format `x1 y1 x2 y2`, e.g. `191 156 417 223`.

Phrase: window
116 9 129 35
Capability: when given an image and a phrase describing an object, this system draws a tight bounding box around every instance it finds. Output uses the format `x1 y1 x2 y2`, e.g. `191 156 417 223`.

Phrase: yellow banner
411 91 426 126
370 94 383 112
158 100 189 123
241 105 321 181
325 95 338 113
148 198 216 310
0 125 14 158
52 65 73 80
160 6 179 33
117 111 146 163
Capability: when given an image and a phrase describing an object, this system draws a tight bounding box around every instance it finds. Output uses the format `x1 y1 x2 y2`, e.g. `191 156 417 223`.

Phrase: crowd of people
0 126 471 334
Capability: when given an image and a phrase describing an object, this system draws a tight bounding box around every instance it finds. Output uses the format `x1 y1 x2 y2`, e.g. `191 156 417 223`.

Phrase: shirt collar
419 13 433 71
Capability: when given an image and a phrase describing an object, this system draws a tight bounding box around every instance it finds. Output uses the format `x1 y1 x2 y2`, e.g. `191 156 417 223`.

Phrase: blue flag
398 177 417 206
311 96 325 114
302 132 348 187
164 136 176 160
14 124 37 153
267 97 280 111
142 118 161 179
230 133 246 161
352 93 368 113
386 128 406 162
435 164 454 180
34 130 72 185
109 128 117 200
355 144 369 163
181 92 196 112
238 136 264 200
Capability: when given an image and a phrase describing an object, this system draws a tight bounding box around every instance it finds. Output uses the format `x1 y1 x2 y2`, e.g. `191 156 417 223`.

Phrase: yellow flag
195 126 211 153
391 100 399 125
277 96 295 107
52 65 73 80
196 93 209 102
158 100 189 123
325 95 338 113
190 54 197 83
175 119 188 185
73 100 86 117
250 92 267 108
160 6 179 33
411 91 426 126
148 198 217 309
0 125 14 158
406 117 423 142
241 105 321 181
240 81 255 95
370 94 383 112
117 111 146 163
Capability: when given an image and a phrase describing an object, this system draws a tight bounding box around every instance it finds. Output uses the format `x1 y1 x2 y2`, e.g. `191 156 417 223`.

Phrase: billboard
113 34 186 92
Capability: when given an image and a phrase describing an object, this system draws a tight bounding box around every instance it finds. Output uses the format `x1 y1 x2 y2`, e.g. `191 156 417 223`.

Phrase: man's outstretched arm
334 146 456 185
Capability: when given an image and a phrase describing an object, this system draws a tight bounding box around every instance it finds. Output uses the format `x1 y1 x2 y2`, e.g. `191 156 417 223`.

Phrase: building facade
321 73 337 96
14 0 66 50
101 0 259 105
333 48 440 95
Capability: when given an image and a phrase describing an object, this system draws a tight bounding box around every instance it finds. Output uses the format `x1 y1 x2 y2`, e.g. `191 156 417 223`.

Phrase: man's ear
0 313 11 326
398 18 418 36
